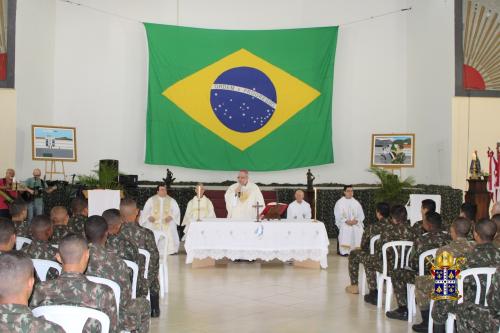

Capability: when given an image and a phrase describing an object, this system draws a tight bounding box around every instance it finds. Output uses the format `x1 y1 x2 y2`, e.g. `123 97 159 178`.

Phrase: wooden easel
45 160 66 180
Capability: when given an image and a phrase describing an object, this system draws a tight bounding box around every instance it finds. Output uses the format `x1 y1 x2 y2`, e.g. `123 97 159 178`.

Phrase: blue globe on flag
210 66 277 133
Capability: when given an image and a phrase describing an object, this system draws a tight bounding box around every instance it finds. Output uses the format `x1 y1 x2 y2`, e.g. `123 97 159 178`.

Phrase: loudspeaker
119 175 138 188
99 159 119 183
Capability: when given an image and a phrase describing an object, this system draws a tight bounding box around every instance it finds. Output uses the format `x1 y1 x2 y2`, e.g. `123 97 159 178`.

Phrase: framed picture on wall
371 134 415 168
32 125 77 161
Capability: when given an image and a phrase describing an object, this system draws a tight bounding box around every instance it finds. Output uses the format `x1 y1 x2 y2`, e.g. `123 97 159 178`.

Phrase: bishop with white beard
224 170 265 220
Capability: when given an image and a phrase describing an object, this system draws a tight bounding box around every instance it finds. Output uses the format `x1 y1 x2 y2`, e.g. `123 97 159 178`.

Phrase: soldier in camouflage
491 214 500 248
456 267 499 333
345 202 390 294
9 199 30 238
411 217 474 332
459 202 476 241
431 219 500 332
408 199 436 241
30 234 119 333
120 198 161 317
49 206 70 245
0 218 16 252
85 215 151 332
363 205 413 305
102 209 148 297
0 251 64 333
386 212 450 321
68 197 88 236
21 215 59 280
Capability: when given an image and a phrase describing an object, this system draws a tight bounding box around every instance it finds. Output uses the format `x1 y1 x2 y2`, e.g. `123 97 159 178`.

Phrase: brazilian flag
145 23 338 171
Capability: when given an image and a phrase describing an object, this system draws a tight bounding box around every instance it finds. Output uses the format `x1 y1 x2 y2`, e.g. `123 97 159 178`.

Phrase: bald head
474 219 497 243
30 215 53 241
120 199 138 223
58 234 88 265
0 251 34 302
71 197 88 216
50 206 69 226
451 217 471 238
237 170 249 186
295 190 305 203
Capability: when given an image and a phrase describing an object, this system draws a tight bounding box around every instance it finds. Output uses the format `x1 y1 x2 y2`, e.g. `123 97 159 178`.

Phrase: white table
184 218 330 269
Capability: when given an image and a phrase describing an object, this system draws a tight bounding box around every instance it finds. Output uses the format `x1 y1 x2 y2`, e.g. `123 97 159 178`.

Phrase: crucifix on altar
253 202 264 222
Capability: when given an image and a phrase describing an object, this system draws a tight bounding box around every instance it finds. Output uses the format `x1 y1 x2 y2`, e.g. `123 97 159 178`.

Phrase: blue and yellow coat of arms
430 251 466 301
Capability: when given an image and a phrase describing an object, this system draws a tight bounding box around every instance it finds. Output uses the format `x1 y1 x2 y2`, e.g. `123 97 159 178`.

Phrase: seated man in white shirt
287 190 312 220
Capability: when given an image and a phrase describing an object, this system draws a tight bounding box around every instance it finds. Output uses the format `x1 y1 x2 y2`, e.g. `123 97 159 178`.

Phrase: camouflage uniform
409 220 425 241
456 267 500 333
68 214 87 237
0 304 65 333
106 232 148 297
21 239 59 280
390 230 450 307
364 222 412 290
121 222 160 294
87 243 150 333
432 242 500 324
348 218 386 285
414 237 474 310
14 220 31 238
50 225 69 245
30 271 119 333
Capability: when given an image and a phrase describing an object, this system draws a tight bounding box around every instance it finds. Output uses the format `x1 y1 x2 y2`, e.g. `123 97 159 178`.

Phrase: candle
313 187 317 222
197 185 201 199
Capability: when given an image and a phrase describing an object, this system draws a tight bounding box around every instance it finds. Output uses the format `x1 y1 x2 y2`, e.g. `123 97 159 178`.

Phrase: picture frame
31 125 77 161
371 134 415 168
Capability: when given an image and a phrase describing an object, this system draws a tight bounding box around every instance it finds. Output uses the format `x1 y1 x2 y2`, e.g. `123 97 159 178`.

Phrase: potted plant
368 167 415 206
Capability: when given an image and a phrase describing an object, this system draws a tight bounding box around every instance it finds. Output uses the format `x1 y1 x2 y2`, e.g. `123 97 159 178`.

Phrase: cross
253 202 264 222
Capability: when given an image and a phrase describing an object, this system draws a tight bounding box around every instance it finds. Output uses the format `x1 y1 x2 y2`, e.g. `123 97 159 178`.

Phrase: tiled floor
150 241 414 333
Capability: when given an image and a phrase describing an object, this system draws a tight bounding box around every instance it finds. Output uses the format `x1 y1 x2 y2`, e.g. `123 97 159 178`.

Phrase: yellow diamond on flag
163 49 320 151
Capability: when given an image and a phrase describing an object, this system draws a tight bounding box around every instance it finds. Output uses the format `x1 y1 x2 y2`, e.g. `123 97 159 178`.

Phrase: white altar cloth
184 218 330 268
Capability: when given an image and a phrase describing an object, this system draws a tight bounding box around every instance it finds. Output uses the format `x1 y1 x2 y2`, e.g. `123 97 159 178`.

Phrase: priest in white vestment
140 185 180 254
182 183 216 240
287 190 312 220
334 185 365 256
224 170 265 220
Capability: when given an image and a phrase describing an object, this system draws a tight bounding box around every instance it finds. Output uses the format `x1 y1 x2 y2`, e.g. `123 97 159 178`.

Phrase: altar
184 218 330 269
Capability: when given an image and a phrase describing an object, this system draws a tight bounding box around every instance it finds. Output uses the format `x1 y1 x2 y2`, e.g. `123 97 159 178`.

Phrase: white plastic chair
123 259 138 299
16 236 32 250
406 248 438 322
32 305 110 333
86 276 121 317
152 230 169 297
376 241 413 312
138 248 151 279
31 259 62 282
445 267 496 333
360 234 380 296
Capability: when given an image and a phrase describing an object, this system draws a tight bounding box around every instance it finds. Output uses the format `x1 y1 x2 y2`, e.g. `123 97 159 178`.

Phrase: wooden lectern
465 179 490 220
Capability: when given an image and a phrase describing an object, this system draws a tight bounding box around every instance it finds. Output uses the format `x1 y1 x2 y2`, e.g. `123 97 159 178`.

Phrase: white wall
15 0 56 169
13 0 455 186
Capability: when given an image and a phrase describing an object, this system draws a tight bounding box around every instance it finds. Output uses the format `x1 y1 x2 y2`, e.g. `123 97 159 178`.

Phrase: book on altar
260 202 288 220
